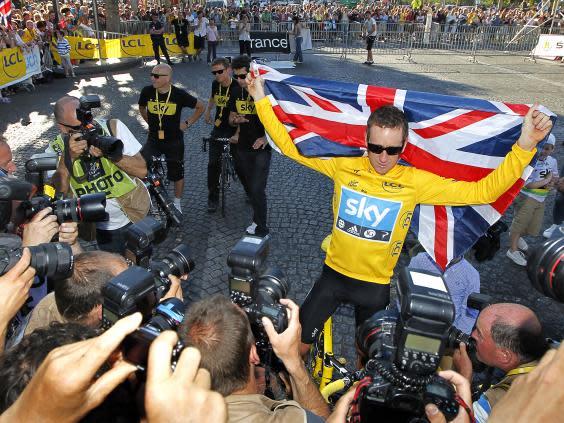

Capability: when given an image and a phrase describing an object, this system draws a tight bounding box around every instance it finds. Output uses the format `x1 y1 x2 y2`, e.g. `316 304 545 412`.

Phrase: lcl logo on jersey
336 187 402 242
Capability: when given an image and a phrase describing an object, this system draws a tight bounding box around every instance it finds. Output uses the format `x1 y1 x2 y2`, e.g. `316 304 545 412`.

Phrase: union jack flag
257 65 556 270
0 0 11 27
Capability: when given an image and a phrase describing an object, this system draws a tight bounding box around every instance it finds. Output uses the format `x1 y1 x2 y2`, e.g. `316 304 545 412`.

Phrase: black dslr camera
124 217 195 299
102 266 186 370
354 268 460 423
17 192 108 224
227 235 290 368
76 95 124 162
15 154 109 225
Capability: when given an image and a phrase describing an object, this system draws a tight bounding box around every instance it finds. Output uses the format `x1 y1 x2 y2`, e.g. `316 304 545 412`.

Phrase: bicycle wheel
220 157 228 218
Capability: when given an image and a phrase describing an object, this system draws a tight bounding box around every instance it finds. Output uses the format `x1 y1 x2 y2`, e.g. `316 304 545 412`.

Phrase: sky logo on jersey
336 187 402 242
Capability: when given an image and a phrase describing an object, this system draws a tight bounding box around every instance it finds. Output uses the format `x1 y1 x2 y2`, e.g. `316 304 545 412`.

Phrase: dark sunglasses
366 143 403 156
234 73 248 80
58 122 82 131
151 73 169 79
211 69 225 75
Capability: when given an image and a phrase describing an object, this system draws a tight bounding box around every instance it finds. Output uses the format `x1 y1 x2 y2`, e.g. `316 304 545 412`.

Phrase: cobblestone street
2 51 563 361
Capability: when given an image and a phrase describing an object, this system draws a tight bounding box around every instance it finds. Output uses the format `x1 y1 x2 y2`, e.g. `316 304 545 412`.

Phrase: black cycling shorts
366 36 376 51
299 264 390 344
141 139 185 182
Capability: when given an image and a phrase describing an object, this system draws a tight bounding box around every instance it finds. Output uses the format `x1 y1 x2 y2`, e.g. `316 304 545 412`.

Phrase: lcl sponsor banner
532 34 564 59
250 31 291 53
0 46 42 89
51 34 197 61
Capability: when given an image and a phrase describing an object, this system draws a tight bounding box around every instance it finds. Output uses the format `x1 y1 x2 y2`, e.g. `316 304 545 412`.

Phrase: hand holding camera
0 313 142 423
21 207 59 247
452 343 473 382
68 132 89 161
0 249 35 351
262 298 302 371
144 331 227 423
425 370 472 423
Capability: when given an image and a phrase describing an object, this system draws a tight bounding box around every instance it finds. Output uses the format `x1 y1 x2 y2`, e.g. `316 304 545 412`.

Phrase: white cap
546 134 555 146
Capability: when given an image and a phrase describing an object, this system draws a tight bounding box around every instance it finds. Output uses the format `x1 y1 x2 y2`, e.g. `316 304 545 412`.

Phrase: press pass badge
158 130 165 140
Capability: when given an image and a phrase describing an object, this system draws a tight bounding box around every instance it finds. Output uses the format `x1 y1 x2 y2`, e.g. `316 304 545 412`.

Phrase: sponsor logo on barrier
73 40 98 58
2 50 25 79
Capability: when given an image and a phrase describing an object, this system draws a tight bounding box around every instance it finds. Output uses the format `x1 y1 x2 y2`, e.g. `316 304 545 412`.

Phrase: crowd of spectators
1 0 562 104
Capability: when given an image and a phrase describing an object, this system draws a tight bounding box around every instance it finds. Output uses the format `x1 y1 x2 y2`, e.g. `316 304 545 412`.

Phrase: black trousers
554 192 564 225
232 146 271 234
207 139 223 201
299 264 390 344
151 37 172 64
239 40 251 57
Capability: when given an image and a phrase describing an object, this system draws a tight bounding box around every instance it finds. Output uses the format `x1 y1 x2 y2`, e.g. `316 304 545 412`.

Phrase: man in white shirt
363 11 377 65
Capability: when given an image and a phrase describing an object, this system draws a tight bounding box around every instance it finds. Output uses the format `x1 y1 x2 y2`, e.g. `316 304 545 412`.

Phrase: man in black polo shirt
149 12 173 66
138 64 205 212
204 57 236 213
228 55 271 237
171 10 190 63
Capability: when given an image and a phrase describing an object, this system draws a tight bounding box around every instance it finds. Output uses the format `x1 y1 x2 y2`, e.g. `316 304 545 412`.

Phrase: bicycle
202 136 238 217
143 155 182 228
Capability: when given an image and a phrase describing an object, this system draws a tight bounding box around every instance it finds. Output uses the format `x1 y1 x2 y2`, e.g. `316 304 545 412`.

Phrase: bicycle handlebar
320 378 347 402
202 137 232 152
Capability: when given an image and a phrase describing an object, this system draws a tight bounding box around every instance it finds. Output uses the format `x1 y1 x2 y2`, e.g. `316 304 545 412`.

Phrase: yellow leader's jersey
255 97 535 284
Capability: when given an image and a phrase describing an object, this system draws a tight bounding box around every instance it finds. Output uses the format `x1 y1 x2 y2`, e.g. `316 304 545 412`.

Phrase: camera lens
92 136 124 161
527 237 564 302
76 192 107 222
27 242 74 279
147 298 185 332
257 266 289 304
357 309 399 360
52 193 107 223
153 244 195 277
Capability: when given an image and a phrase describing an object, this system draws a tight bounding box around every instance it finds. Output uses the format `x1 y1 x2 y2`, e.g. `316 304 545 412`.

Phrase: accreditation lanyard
215 82 231 127
155 88 172 139
505 366 536 377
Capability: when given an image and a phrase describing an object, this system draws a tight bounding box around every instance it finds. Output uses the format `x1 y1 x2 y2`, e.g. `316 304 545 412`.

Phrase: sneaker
506 249 527 266
246 222 257 235
173 199 182 213
517 237 528 251
543 224 558 239
207 199 218 213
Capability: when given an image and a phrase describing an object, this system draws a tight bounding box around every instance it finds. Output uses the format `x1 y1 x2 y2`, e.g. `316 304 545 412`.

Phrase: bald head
152 63 172 76
54 96 80 124
480 303 546 364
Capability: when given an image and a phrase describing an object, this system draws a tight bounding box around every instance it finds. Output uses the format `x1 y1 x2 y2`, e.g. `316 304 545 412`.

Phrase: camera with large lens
0 177 33 230
527 237 563 303
227 235 290 368
353 268 459 423
17 192 108 224
102 265 186 371
124 217 195 298
76 95 124 162
0 242 74 280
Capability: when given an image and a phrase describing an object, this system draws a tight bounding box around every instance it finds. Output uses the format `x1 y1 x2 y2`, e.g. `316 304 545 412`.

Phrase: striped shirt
56 38 71 56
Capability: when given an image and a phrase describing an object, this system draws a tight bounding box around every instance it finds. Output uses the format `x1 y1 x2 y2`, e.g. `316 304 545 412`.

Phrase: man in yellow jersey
244 74 553 352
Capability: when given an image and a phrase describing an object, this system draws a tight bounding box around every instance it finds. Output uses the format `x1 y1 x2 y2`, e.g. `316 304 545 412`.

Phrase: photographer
180 294 358 422
50 96 149 255
452 303 549 423
24 251 183 335
0 314 227 423
0 250 35 354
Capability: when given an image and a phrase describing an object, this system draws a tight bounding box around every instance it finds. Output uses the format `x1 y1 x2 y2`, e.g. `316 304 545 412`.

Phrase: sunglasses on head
151 73 169 79
211 69 225 75
234 73 248 80
366 143 403 156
